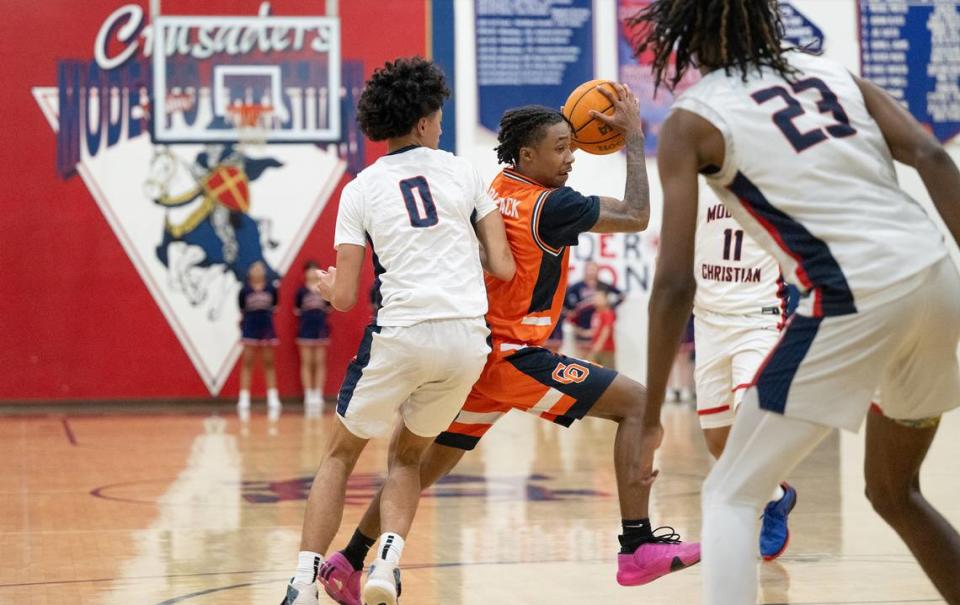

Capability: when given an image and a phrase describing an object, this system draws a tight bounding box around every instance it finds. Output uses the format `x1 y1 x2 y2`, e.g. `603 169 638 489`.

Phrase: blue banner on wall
781 2 825 52
860 1 960 144
475 0 594 132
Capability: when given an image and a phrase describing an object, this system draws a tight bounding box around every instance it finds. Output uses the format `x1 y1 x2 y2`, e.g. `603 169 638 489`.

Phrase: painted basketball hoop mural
33 1 357 395
151 11 341 144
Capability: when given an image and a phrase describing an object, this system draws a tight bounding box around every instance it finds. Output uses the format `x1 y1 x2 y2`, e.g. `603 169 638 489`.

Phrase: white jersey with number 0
674 52 947 318
334 146 498 326
694 197 784 317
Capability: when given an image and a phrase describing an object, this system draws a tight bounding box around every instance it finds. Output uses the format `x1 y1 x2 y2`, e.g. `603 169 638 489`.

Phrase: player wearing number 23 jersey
674 51 956 432
636 4 960 604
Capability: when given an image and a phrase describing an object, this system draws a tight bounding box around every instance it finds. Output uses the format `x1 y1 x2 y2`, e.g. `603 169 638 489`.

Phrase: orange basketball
562 79 625 155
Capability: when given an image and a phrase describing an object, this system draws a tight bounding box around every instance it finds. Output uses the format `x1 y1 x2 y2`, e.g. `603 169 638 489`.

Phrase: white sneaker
237 392 251 421
267 388 282 420
281 578 318 605
363 559 400 605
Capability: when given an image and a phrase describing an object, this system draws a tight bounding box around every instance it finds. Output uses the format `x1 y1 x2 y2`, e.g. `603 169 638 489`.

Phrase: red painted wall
0 0 427 401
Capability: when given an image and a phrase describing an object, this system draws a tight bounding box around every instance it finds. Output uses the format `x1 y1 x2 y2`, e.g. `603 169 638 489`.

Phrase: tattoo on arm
592 132 650 233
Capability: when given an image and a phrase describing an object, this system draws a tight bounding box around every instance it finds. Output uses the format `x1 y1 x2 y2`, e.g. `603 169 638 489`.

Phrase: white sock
238 390 251 407
267 388 280 406
770 483 785 503
294 550 323 585
376 532 405 564
310 389 321 404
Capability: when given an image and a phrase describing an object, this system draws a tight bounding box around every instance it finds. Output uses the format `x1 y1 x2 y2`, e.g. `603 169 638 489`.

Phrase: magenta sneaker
616 528 701 586
317 552 361 605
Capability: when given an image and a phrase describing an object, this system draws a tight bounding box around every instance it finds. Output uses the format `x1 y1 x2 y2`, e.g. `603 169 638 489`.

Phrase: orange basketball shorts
434 342 618 450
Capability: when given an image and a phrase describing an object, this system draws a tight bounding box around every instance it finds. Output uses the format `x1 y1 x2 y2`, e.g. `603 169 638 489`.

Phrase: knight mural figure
147 143 283 303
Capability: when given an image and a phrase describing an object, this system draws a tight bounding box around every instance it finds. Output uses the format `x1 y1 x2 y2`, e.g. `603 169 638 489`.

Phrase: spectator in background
295 261 331 415
237 261 281 420
565 261 625 358
667 315 696 403
587 291 616 369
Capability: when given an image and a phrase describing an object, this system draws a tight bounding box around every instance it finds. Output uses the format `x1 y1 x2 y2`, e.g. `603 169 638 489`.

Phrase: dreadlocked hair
495 105 570 166
628 0 798 92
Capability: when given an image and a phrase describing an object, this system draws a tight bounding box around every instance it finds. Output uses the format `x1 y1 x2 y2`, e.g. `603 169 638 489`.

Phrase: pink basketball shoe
317 552 361 605
616 528 701 586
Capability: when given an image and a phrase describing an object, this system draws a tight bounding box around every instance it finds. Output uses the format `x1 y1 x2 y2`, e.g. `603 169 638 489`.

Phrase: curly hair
356 57 450 141
495 105 570 166
628 0 797 92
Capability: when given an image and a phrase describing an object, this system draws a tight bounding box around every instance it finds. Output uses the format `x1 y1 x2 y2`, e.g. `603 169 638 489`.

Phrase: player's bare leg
363 426 449 605
865 410 960 604
586 375 654 519
284 421 369 604
586 374 701 585
301 422 368 554
318 433 465 605
703 425 730 459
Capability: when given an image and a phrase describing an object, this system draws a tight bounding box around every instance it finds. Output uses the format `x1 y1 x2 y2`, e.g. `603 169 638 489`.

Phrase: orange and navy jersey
484 168 600 345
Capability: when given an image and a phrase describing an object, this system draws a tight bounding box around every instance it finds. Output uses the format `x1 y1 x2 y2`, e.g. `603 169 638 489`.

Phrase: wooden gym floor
1 402 957 604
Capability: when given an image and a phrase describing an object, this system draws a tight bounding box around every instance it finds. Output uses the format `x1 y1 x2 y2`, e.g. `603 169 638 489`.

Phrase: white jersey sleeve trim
333 181 368 248
470 164 499 222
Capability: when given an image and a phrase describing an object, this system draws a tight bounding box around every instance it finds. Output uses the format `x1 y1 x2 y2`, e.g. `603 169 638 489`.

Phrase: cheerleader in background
295 261 331 414
238 261 281 419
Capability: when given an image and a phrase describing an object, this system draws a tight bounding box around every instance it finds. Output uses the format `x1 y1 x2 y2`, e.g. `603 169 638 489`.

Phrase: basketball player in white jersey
632 1 960 604
282 57 515 605
693 197 797 560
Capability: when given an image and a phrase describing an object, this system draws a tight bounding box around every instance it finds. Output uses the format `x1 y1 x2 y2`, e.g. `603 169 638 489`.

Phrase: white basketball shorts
336 317 490 439
744 257 960 432
694 312 781 429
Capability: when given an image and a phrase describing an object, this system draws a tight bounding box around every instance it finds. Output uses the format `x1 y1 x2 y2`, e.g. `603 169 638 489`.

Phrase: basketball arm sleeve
333 182 367 249
537 188 601 250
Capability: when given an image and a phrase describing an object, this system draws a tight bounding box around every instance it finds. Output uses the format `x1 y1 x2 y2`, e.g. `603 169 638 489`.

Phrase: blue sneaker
760 482 797 561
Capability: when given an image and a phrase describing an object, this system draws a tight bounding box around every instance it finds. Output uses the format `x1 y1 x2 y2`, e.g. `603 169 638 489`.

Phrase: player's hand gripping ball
562 80 641 155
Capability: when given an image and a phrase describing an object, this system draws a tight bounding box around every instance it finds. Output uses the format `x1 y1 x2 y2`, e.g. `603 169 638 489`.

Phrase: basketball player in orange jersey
317 86 700 605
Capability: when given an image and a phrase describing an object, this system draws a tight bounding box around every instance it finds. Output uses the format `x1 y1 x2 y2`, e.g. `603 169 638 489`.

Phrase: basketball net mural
32 2 363 394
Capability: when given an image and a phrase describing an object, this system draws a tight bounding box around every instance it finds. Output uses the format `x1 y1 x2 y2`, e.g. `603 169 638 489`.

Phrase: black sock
619 518 654 554
340 529 376 571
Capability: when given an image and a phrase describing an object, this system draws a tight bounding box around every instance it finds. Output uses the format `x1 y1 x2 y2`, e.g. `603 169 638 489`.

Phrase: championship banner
860 0 960 143
475 0 594 132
